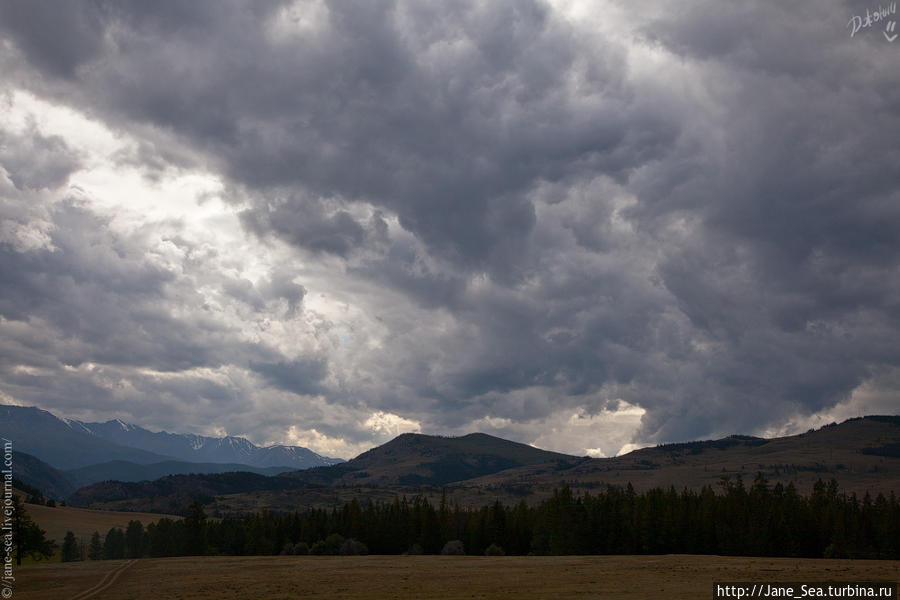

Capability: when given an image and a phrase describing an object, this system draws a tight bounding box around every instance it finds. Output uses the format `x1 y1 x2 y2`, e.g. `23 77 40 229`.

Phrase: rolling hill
65 460 295 488
460 415 900 500
10 451 77 499
66 471 310 512
283 432 580 487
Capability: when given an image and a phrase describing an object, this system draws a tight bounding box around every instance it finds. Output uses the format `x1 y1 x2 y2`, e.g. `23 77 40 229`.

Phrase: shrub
324 533 345 555
484 543 505 556
441 540 465 555
293 542 309 556
339 539 368 556
311 534 345 555
406 543 424 555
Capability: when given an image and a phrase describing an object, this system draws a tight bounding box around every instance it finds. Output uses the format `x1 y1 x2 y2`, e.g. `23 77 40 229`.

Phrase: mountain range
66 417 343 469
66 430 579 510
0 405 343 492
69 415 900 515
5 403 899 516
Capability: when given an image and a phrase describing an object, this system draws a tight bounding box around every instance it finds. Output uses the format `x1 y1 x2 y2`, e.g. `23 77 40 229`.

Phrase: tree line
61 476 900 560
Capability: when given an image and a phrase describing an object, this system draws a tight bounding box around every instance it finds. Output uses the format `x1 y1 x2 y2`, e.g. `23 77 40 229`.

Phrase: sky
1 0 898 460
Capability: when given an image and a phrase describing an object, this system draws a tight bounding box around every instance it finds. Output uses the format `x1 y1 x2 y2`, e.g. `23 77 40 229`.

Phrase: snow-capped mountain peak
67 417 343 469
112 418 133 431
64 418 96 435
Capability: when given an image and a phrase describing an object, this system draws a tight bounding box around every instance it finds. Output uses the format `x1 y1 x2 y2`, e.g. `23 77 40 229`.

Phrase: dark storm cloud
0 198 326 416
613 0 900 441
0 0 105 78
240 197 368 258
0 122 82 190
3 0 668 270
1 0 899 448
249 358 328 396
221 271 306 316
0 202 208 371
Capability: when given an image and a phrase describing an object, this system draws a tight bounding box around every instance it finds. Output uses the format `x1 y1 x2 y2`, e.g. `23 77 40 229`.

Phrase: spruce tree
125 521 144 558
61 531 80 562
103 528 126 559
88 531 104 560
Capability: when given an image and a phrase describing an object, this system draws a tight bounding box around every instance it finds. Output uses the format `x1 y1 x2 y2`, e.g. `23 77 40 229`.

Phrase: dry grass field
13 555 900 600
24 502 179 550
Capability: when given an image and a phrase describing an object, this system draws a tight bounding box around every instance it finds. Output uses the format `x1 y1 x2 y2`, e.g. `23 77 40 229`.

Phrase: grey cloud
0 122 82 190
1 0 899 451
4 0 670 270
0 0 105 78
260 269 306 317
0 202 203 370
249 358 328 396
0 200 286 372
221 277 267 312
241 197 368 258
613 0 900 441
223 270 307 316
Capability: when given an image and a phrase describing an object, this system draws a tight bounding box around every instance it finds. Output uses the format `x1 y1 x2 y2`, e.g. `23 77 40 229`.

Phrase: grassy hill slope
464 415 900 500
283 432 579 487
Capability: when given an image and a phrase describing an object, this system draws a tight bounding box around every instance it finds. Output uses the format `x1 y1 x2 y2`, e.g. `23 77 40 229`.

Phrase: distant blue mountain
0 405 344 475
0 405 172 470
70 418 344 470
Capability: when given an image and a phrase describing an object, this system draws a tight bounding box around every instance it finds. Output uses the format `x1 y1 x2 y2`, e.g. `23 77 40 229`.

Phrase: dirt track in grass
14 555 900 600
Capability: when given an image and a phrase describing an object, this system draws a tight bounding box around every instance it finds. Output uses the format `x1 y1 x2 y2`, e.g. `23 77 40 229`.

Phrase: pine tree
61 531 80 562
103 528 126 559
125 521 144 558
88 531 104 560
184 502 208 555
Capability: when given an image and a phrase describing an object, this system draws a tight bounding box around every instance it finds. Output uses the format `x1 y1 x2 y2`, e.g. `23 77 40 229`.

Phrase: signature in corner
847 2 898 40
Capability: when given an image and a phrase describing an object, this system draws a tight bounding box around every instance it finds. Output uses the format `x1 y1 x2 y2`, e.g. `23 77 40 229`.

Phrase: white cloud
364 411 422 439
286 426 365 460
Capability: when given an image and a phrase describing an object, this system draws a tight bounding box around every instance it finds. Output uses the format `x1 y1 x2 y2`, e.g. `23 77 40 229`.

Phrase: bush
324 533 345 555
441 540 465 555
405 543 424 555
280 542 295 555
311 534 345 555
293 542 309 556
339 539 368 556
484 543 505 556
